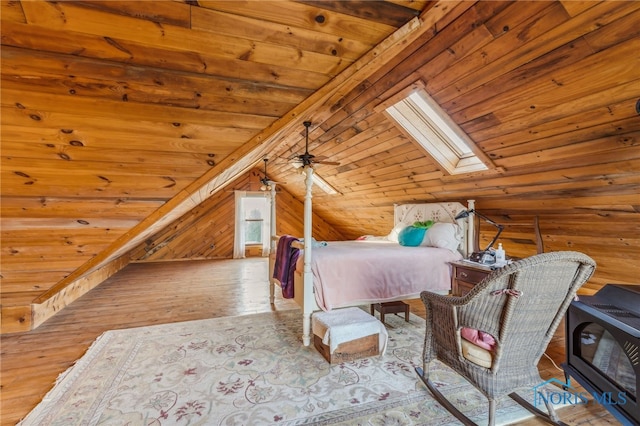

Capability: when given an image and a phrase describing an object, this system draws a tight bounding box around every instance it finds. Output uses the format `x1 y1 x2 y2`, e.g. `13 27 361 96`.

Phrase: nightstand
450 260 495 296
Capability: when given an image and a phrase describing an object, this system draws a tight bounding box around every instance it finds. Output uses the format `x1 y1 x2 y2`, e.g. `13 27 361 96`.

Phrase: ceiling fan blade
310 154 340 165
313 160 340 166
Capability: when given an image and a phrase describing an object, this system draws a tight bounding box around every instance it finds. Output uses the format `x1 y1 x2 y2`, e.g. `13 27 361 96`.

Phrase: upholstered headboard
394 201 474 257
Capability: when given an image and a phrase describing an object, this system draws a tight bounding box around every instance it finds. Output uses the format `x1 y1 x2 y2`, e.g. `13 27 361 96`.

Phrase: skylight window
385 89 489 175
311 172 339 195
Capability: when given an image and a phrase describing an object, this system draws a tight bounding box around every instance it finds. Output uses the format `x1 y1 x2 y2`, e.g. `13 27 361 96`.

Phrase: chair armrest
421 290 468 307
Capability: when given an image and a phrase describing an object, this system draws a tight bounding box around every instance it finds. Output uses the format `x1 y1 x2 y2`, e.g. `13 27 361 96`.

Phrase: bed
268 167 475 346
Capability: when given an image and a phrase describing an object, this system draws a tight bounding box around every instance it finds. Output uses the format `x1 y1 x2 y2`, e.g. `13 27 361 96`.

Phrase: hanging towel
273 235 300 299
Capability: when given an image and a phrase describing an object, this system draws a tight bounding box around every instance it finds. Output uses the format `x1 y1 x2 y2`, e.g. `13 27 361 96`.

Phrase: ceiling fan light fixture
259 158 279 190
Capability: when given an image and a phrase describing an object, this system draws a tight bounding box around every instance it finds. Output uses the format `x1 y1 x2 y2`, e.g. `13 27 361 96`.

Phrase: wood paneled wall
465 202 638 294
129 168 344 262
131 164 638 296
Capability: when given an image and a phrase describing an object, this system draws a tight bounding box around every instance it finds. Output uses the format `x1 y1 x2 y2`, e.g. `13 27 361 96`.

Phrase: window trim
376 80 496 176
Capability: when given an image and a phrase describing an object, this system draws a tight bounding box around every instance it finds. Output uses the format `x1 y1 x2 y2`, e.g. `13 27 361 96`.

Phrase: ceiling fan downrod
260 158 271 190
302 121 314 166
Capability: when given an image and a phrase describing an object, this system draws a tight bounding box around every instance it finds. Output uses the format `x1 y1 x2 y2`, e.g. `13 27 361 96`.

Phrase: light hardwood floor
0 258 619 425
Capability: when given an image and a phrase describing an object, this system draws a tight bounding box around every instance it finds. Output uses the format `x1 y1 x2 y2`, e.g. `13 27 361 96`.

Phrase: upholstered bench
312 307 388 364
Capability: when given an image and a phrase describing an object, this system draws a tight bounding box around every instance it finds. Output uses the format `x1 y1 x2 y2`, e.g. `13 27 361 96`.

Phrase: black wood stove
563 284 640 425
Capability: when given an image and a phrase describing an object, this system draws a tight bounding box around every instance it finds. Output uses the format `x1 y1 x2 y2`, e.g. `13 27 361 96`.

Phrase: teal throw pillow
398 226 426 246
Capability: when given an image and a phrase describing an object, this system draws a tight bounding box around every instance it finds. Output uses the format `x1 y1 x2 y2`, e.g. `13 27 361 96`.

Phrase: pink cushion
461 327 496 351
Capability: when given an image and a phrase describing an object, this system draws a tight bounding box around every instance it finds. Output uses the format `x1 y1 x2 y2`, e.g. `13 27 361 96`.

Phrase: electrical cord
543 351 564 371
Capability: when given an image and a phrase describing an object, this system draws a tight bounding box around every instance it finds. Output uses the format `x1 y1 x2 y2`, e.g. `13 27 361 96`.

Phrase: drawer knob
460 272 468 278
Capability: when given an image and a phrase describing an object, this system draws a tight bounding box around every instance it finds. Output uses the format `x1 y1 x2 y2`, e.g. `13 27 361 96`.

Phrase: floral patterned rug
20 309 561 425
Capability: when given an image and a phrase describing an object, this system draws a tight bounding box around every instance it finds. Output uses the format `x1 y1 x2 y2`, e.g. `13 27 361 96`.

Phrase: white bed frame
269 166 475 346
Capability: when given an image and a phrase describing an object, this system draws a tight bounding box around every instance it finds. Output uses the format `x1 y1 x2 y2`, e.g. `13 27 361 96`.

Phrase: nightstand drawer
450 261 495 296
455 280 476 297
455 267 488 283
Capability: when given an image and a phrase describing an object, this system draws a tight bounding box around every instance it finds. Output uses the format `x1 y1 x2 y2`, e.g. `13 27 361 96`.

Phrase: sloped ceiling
2 1 639 331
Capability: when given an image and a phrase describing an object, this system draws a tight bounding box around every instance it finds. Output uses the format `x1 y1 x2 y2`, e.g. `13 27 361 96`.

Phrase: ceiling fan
259 158 283 191
290 121 340 168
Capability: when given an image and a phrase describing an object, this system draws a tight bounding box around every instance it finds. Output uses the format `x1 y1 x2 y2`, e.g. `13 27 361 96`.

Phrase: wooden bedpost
467 199 475 258
302 166 315 346
269 184 277 304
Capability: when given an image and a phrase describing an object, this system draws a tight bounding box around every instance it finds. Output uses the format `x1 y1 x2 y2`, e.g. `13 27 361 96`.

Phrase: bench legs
371 301 410 324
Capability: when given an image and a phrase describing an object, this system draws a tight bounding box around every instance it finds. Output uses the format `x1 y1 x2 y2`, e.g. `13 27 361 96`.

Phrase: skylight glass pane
311 172 339 195
407 92 473 156
385 89 488 175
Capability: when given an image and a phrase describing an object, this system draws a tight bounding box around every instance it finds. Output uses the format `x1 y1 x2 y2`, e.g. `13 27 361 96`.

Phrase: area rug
20 309 566 425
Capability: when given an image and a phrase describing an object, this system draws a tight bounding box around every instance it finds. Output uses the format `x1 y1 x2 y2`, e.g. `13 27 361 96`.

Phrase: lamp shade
455 210 471 220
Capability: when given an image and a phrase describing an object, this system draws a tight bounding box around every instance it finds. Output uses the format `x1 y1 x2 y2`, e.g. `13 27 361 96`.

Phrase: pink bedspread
297 241 462 311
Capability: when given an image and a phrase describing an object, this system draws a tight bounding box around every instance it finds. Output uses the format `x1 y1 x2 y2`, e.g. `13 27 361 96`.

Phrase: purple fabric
273 235 300 299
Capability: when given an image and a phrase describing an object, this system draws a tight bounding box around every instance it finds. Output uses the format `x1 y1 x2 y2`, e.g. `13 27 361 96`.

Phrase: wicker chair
416 251 596 426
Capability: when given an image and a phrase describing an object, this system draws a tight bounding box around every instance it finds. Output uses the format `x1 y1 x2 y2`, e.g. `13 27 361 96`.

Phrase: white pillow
421 222 462 251
387 222 409 243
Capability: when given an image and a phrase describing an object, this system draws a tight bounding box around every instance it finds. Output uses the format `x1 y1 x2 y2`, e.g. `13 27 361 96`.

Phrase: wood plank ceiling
1 0 639 332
